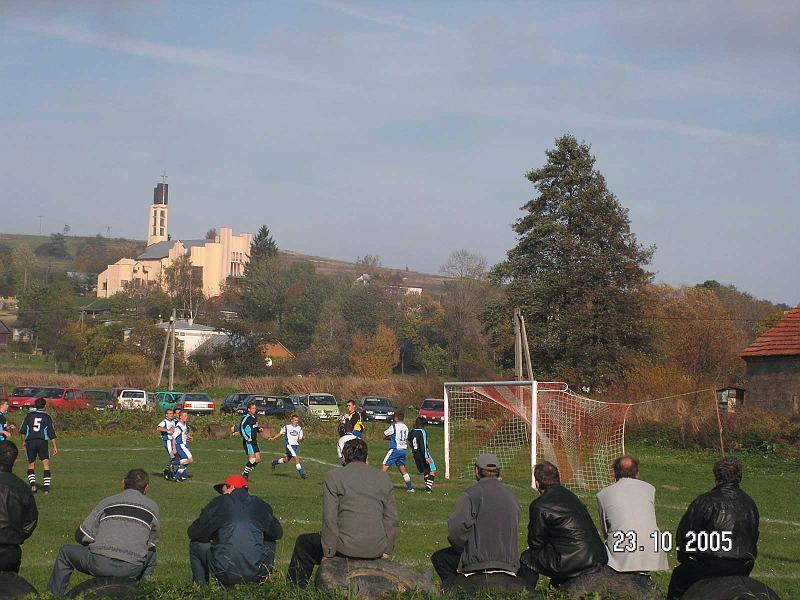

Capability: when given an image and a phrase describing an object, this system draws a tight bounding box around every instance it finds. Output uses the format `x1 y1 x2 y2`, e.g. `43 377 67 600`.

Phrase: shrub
98 353 152 376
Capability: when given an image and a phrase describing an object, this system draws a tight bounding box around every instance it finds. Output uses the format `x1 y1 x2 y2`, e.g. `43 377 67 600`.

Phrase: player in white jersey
268 414 307 479
156 408 177 460
168 410 193 482
382 410 414 492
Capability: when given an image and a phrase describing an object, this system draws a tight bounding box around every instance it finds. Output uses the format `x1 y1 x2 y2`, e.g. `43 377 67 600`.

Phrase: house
740 306 800 416
156 319 229 357
0 319 10 350
97 180 252 299
260 341 295 366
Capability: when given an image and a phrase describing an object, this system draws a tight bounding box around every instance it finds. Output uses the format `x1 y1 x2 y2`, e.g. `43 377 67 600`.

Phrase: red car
9 386 88 411
418 398 445 426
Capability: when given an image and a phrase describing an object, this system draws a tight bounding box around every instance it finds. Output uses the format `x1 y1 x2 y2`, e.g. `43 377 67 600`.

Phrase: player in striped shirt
238 401 262 480
409 417 437 493
382 410 414 492
268 414 306 479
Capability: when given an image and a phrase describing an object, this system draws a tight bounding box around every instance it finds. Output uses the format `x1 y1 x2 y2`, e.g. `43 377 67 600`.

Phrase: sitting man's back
597 456 669 573
431 453 521 590
519 461 606 588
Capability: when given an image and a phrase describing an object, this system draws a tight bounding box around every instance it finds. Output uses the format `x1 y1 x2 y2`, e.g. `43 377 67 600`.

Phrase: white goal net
444 381 631 490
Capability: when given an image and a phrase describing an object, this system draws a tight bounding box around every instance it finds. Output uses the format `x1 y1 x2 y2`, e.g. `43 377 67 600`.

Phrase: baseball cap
213 474 249 494
475 453 500 470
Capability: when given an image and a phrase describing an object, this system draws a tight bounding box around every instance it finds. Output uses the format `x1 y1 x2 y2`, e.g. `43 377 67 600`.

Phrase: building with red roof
740 307 800 415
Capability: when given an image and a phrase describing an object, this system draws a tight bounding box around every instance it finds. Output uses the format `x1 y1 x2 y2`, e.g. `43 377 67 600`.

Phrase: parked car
117 389 148 410
418 398 445 425
155 391 184 412
221 392 252 414
9 386 46 411
358 396 396 422
85 389 115 411
180 392 215 415
302 393 340 420
236 394 295 418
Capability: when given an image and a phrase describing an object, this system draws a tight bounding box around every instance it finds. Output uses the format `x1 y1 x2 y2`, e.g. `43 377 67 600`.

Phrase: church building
97 181 252 298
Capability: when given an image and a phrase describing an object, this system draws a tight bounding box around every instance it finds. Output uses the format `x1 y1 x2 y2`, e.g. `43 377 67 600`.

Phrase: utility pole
38 215 43 235
168 309 176 391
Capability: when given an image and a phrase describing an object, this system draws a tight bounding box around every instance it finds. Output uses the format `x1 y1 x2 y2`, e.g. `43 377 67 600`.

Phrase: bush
98 353 152 376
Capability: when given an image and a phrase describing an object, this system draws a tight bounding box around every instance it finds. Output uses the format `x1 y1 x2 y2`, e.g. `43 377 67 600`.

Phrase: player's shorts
412 454 436 475
285 444 300 458
244 440 260 455
175 444 192 461
25 440 49 462
337 434 357 459
383 448 407 467
162 438 174 455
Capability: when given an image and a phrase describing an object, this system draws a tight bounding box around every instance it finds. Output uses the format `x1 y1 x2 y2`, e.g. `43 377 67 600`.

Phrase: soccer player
156 408 177 461
410 417 437 493
19 397 58 494
337 400 364 464
239 401 262 480
169 410 193 482
0 400 15 439
269 414 306 479
382 410 414 492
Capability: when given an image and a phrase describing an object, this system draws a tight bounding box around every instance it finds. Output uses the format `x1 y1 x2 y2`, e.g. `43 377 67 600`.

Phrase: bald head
613 455 640 480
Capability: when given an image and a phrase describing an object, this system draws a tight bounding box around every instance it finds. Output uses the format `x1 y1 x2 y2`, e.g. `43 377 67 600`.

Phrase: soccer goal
444 380 632 490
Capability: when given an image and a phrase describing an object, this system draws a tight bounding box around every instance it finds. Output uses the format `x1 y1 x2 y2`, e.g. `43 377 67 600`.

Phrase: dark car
237 395 295 418
358 396 396 422
221 392 252 414
85 389 115 411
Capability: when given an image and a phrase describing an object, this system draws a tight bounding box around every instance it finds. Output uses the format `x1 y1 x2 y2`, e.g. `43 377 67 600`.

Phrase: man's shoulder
598 478 654 500
0 471 33 494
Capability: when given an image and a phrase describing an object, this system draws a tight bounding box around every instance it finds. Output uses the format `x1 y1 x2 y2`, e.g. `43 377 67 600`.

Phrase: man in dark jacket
287 438 398 588
518 461 607 588
667 456 759 599
188 474 283 587
0 440 38 572
431 454 522 590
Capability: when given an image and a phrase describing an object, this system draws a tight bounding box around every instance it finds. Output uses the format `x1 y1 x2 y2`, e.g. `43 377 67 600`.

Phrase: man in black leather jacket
667 456 759 599
0 440 38 572
518 461 607 588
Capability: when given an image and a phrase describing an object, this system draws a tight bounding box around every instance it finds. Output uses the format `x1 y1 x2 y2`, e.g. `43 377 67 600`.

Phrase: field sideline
9 424 799 597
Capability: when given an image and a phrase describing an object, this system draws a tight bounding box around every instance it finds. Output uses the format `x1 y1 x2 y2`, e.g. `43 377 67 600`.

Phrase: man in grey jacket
431 454 522 590
287 438 399 587
48 469 159 596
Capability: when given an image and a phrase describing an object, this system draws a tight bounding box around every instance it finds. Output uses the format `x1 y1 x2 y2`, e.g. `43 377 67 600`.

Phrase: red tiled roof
741 306 800 358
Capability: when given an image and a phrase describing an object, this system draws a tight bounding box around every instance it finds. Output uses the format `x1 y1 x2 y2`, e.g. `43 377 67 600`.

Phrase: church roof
741 307 800 358
137 239 206 260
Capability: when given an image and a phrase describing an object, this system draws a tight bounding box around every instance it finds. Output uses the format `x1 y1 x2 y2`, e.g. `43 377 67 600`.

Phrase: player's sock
243 460 257 478
402 472 414 491
43 470 51 492
175 467 187 480
296 463 306 479
425 474 435 492
27 469 36 490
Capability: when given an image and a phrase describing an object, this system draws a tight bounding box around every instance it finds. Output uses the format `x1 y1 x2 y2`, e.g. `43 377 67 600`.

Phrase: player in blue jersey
168 410 193 482
0 400 15 440
19 397 58 493
382 410 414 492
268 414 306 479
409 417 437 493
238 401 263 480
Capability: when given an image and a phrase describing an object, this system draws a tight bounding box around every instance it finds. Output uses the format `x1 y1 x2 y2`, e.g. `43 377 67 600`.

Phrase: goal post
444 380 631 490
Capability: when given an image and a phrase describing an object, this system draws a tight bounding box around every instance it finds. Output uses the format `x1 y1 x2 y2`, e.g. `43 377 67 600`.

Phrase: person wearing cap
188 474 283 587
518 461 607 589
287 438 399 588
430 453 522 590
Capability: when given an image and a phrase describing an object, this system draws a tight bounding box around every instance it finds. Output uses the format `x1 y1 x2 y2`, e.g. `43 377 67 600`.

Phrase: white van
117 389 148 410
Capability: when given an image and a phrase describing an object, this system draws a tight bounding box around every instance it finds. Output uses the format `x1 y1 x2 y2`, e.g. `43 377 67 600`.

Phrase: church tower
147 180 169 246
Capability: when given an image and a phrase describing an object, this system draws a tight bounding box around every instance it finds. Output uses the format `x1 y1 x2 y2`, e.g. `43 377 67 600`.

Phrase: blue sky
1 1 798 304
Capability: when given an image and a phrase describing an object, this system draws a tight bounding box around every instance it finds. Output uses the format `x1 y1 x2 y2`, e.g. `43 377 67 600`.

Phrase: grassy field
6 419 798 598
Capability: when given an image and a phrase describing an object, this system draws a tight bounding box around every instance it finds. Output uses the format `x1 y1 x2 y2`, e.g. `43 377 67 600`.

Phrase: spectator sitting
597 456 669 574
431 454 522 590
287 438 398 588
0 440 38 573
667 456 759 599
48 469 159 596
188 474 283 586
518 461 607 588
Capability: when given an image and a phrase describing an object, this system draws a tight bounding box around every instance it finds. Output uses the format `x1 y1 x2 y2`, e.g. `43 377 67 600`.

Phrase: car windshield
184 394 210 401
309 395 336 406
124 391 146 399
421 400 444 410
12 387 43 397
86 391 109 400
42 388 66 399
363 398 389 407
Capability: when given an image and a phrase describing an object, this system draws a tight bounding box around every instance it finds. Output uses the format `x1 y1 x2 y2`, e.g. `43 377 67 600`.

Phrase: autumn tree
488 134 654 390
350 324 400 378
305 304 350 375
163 255 204 317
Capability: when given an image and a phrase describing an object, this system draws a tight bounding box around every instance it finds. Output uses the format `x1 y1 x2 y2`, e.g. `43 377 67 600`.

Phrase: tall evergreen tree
249 225 278 264
488 134 654 389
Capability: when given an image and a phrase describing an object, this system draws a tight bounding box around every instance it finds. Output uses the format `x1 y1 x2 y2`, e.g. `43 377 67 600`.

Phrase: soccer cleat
43 487 50 495
425 489 432 494
30 486 37 494
163 469 172 481
406 488 416 493
300 473 307 479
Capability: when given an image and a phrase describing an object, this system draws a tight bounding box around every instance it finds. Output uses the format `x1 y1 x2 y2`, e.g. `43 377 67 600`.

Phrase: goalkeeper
409 417 437 493
336 400 364 464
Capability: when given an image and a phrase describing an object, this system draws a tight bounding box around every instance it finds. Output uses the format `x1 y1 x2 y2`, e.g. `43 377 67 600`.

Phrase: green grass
9 422 799 598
